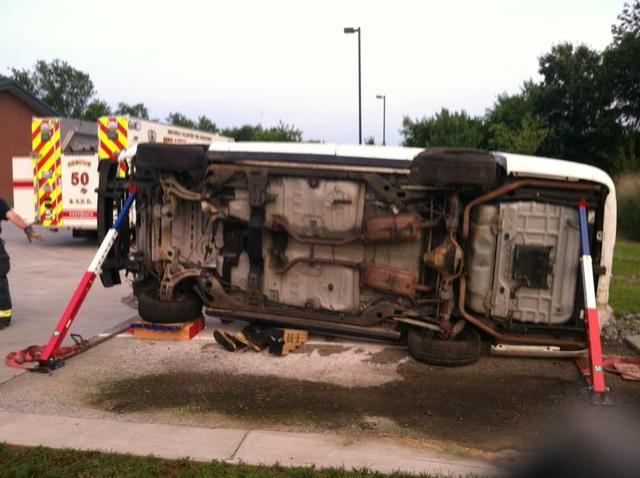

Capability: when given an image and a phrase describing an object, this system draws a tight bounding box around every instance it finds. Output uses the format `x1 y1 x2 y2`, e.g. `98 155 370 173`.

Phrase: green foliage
616 174 640 241
11 59 95 117
8 59 150 122
197 115 218 133
611 134 640 175
81 99 111 122
164 114 302 141
611 181 640 312
254 121 303 142
488 113 549 155
221 124 261 141
485 91 533 127
222 121 303 142
603 35 640 131
604 2 640 132
9 68 36 93
610 239 640 314
612 1 640 41
166 112 195 128
529 43 618 170
485 91 549 154
401 108 485 148
364 136 375 145
115 102 149 119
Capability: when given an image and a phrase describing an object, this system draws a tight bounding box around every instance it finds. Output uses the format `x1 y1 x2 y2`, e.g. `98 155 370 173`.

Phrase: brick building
0 79 55 204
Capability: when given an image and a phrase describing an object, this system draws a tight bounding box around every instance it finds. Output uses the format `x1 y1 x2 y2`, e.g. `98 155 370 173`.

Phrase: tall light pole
376 94 386 146
344 26 361 144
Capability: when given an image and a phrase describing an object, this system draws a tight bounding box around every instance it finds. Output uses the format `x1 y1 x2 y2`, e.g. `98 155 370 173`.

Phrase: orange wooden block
132 317 205 341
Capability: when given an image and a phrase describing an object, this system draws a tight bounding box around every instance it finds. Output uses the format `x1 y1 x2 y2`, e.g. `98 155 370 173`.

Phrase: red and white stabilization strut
6 191 136 371
577 197 608 399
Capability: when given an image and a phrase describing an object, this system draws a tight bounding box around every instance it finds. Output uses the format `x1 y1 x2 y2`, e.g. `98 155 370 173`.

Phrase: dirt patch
88 356 640 451
603 339 640 356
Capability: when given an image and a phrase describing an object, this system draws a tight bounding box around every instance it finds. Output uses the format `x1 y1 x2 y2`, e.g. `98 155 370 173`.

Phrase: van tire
409 148 500 188
138 291 202 324
135 143 208 172
132 278 158 298
407 327 481 367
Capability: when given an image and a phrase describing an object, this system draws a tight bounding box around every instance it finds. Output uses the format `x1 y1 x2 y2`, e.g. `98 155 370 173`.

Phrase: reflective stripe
98 116 128 160
88 229 118 273
581 255 597 309
0 309 12 318
117 159 128 178
32 117 63 227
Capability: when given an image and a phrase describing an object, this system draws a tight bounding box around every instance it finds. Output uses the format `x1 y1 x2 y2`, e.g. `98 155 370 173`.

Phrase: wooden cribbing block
132 317 205 341
268 328 309 355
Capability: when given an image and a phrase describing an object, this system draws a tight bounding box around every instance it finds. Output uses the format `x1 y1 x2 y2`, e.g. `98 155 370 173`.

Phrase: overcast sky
0 0 627 145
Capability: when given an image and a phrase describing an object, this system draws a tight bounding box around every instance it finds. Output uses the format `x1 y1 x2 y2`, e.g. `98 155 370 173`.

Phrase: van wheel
138 291 202 324
407 326 481 367
132 278 158 298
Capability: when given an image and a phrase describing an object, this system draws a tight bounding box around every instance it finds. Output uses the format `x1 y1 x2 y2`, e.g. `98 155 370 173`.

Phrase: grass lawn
609 240 640 315
0 444 457 478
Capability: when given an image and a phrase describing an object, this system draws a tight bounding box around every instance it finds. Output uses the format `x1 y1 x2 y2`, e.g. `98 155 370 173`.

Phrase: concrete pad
626 335 640 354
235 429 499 476
0 411 498 475
0 411 247 461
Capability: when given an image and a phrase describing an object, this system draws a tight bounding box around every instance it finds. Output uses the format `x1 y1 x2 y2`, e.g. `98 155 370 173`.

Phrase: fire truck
12 116 231 236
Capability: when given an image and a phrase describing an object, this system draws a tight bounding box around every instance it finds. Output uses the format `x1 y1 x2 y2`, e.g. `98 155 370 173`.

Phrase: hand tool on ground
5 190 136 372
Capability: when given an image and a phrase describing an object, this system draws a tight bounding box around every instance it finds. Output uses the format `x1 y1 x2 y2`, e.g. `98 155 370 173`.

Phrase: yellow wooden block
132 317 205 341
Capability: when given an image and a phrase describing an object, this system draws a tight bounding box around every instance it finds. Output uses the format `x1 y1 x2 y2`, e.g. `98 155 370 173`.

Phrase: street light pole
376 94 386 146
344 26 362 144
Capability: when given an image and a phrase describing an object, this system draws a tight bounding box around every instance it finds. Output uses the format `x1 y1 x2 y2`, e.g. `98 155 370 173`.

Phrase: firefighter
0 198 42 329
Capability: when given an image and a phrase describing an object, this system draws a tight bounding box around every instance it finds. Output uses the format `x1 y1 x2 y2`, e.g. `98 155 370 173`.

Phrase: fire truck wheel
138 291 203 324
407 326 481 367
135 143 208 172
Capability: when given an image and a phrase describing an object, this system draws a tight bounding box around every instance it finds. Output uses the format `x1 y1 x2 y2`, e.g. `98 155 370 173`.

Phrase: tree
11 59 95 118
485 90 549 154
253 121 303 142
115 102 149 119
611 133 640 174
488 113 549 155
221 124 262 141
197 115 218 133
485 90 534 128
529 43 619 170
401 108 485 148
612 0 640 41
82 99 111 122
222 121 303 142
603 2 640 129
364 136 375 145
166 112 195 128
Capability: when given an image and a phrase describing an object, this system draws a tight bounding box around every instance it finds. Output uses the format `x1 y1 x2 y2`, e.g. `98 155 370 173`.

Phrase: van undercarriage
100 144 612 366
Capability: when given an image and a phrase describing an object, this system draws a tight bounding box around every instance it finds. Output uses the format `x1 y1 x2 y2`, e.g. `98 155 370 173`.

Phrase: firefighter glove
24 225 42 243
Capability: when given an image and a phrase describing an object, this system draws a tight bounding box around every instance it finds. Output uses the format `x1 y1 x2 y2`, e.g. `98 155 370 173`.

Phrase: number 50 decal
71 172 90 186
